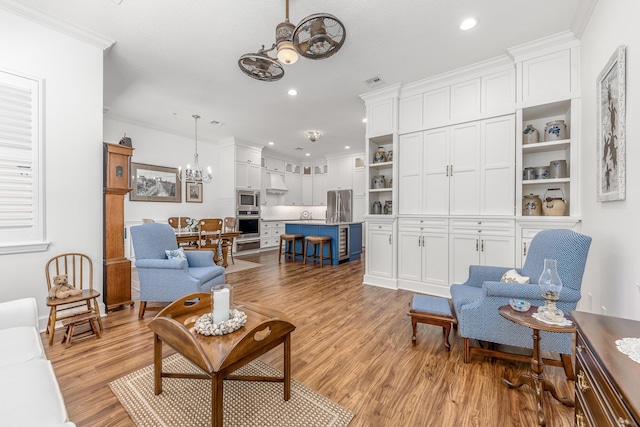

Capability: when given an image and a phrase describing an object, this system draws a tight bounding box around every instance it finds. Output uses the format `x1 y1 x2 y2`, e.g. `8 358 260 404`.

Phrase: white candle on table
213 287 230 323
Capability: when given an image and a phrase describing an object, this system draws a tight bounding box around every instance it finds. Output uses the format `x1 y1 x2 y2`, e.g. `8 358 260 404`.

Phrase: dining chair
168 216 190 232
198 218 224 265
223 217 238 265
44 253 103 346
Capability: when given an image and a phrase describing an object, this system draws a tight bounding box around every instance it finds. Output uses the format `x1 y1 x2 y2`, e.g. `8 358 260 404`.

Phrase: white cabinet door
423 128 450 215
260 169 269 204
236 146 261 164
397 230 422 281
481 69 515 116
353 168 365 197
423 87 450 129
284 173 302 205
367 224 393 278
449 122 481 215
312 174 327 205
449 233 480 285
399 94 423 134
301 176 313 205
367 98 395 138
326 156 352 190
236 162 260 190
353 194 365 223
398 132 424 214
422 232 449 287
480 115 515 215
521 49 572 105
266 157 285 172
479 235 515 268
450 79 481 123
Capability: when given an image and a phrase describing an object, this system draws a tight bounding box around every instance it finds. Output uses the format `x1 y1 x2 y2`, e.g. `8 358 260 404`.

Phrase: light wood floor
43 250 574 427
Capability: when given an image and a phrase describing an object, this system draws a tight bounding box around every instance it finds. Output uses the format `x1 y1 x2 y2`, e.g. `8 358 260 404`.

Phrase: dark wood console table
572 310 639 427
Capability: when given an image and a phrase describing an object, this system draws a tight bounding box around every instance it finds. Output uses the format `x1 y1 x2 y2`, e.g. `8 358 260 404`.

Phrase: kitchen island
284 221 362 265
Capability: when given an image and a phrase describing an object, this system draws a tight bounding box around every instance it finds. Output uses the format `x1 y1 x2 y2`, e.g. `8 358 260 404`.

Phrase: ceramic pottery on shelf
534 166 549 180
373 146 387 163
372 175 386 189
549 160 567 178
372 201 382 214
522 193 542 216
544 120 567 141
383 200 392 215
523 124 539 144
387 150 393 162
523 167 536 180
542 188 566 216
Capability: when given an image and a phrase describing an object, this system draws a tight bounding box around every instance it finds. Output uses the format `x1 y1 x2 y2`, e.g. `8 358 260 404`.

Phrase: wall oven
236 209 260 253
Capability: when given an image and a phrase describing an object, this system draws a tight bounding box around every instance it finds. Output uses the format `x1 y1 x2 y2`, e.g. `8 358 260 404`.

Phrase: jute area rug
109 353 354 427
224 259 263 275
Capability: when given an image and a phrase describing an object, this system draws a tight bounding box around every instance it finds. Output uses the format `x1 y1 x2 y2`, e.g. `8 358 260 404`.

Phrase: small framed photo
596 45 626 202
130 163 181 202
186 182 203 203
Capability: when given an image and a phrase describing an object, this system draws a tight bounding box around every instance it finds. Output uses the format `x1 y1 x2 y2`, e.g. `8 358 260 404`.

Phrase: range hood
266 173 288 193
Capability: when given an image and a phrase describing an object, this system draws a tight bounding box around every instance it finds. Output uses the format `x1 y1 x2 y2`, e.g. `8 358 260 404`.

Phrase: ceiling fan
238 0 346 82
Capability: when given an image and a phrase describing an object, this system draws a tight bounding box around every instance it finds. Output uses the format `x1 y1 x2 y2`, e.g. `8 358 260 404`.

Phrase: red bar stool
303 236 332 267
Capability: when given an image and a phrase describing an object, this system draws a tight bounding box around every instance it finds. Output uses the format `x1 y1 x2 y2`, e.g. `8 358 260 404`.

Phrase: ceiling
16 0 591 161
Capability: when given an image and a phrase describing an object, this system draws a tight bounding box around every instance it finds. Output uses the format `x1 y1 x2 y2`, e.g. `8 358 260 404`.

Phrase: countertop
284 220 363 225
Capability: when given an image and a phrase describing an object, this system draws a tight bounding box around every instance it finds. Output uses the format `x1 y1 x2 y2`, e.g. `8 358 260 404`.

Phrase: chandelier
180 114 212 183
238 0 346 82
305 130 321 142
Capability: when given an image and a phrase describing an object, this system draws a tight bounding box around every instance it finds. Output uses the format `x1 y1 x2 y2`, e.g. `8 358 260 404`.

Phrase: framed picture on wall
186 181 203 203
130 163 181 202
596 45 626 202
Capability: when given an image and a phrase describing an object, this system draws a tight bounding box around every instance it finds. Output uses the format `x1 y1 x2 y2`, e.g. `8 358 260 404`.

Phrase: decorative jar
373 146 387 163
383 200 392 215
549 160 567 178
542 188 566 216
372 201 382 214
522 193 542 216
523 124 539 144
372 175 386 189
544 120 567 141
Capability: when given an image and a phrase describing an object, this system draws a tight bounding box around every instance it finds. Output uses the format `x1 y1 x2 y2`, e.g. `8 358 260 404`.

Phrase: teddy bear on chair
48 274 83 299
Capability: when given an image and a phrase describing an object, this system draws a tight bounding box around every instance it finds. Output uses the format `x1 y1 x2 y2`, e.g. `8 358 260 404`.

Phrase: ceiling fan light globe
277 42 299 64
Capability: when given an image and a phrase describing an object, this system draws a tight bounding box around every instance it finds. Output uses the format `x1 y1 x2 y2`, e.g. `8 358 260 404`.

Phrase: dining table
175 231 240 268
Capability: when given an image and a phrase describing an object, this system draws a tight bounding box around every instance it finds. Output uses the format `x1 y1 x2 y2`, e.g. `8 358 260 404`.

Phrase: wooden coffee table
148 292 296 427
499 304 575 426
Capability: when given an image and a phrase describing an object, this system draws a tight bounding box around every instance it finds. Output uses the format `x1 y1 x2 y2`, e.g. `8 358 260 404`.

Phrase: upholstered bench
408 294 457 351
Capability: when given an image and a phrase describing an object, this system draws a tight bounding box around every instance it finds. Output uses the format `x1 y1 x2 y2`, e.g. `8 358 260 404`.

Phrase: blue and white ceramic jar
523 124 539 144
544 120 567 141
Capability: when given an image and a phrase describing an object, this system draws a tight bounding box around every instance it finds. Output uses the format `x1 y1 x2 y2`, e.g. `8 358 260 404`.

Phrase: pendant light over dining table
238 0 346 82
180 114 212 183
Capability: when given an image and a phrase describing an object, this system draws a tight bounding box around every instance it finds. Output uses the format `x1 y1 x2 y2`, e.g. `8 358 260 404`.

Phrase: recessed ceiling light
362 118 367 123
268 141 275 146
288 89 298 96
305 153 310 156
345 145 350 149
460 17 477 30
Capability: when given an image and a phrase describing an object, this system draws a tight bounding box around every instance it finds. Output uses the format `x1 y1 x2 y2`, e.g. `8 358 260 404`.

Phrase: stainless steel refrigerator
326 190 352 223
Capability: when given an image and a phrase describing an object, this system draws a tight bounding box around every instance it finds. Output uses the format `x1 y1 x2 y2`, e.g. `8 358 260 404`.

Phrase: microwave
237 190 259 210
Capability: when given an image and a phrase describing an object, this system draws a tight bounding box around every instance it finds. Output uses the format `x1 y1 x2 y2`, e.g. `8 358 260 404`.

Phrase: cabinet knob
577 371 590 392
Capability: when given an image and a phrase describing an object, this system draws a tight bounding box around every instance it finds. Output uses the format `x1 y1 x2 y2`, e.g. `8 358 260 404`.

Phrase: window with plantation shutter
0 69 48 254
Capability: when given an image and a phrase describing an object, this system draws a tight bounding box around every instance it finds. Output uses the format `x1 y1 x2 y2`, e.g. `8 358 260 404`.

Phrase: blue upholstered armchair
130 223 226 317
450 229 591 377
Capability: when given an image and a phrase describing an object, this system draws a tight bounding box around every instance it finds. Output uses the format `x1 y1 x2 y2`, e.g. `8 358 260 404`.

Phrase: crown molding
570 0 598 39
507 30 579 63
0 0 115 52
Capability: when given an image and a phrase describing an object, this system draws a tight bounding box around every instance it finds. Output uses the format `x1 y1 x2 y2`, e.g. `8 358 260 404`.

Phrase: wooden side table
499 305 575 426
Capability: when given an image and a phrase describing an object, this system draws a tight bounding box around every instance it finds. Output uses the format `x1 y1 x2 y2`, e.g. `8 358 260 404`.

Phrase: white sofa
0 298 76 427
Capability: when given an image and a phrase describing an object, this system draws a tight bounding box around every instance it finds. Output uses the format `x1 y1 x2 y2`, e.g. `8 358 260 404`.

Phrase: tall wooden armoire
103 143 135 312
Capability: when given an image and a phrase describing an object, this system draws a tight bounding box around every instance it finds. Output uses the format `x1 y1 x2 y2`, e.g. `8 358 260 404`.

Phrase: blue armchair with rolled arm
130 223 226 317
450 229 591 378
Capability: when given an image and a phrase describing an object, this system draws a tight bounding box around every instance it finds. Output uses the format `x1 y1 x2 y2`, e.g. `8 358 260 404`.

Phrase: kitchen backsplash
260 205 327 220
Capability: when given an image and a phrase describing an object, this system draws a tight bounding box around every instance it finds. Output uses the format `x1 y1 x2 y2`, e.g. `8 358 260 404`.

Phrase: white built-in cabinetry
235 145 261 190
260 221 285 249
312 163 327 205
361 33 582 296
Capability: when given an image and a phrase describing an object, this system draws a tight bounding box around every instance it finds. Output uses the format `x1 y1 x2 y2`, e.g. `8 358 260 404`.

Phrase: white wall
0 9 105 327
104 118 227 224
579 0 640 320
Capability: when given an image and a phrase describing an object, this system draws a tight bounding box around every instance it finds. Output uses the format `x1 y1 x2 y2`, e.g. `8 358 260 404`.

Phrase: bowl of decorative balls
509 299 531 312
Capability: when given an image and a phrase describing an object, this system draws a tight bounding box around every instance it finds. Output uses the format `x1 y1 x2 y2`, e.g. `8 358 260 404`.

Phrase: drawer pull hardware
481 240 484 252
523 242 527 256
617 417 632 426
577 344 585 353
576 411 586 427
389 235 392 245
475 239 479 251
577 371 590 392
446 165 449 176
